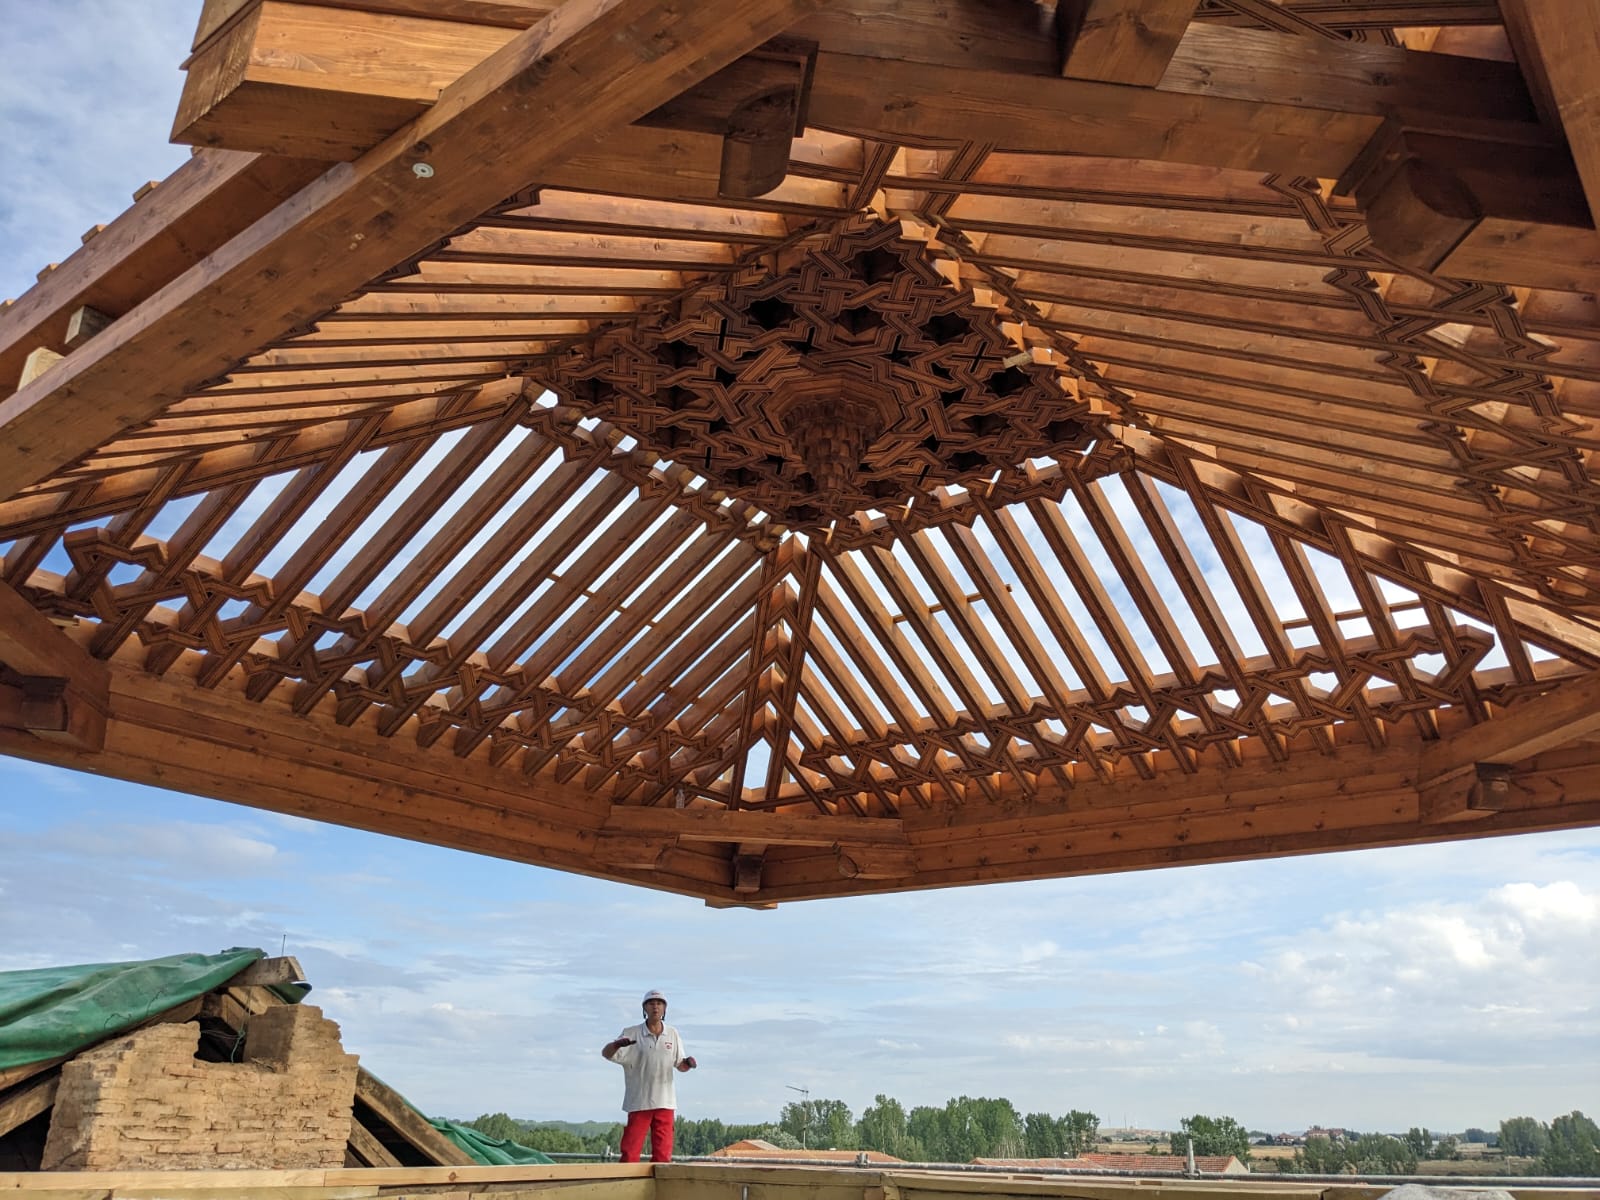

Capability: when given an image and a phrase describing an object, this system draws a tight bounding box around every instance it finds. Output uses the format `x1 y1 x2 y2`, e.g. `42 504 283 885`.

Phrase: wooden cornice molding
0 0 824 503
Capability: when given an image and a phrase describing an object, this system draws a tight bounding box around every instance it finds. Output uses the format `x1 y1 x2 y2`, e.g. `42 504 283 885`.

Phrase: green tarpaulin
0 947 264 1070
0 949 550 1169
431 1119 556 1165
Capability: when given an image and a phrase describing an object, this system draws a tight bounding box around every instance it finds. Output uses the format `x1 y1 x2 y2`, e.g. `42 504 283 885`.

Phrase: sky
2 0 1598 1141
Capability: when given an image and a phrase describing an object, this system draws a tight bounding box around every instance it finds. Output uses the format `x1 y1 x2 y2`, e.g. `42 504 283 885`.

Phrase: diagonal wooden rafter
0 0 824 501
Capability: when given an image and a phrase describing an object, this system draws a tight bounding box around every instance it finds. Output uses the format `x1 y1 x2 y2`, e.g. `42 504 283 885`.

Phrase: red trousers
620 1108 674 1162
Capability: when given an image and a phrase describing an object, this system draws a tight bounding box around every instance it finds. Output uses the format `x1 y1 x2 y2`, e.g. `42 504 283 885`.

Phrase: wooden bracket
639 37 816 199
732 851 765 893
1419 762 1516 824
1336 116 1594 278
0 671 70 733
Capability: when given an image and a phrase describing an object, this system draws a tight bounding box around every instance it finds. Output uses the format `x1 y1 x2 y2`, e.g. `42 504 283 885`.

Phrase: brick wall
41 1004 359 1170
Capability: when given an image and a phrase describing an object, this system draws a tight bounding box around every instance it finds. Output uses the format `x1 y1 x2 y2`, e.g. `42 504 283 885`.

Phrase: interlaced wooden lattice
553 215 1103 527
2 0 1599 904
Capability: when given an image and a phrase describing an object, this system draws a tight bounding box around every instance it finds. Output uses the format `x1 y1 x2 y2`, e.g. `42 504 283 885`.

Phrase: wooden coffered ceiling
3 0 1600 906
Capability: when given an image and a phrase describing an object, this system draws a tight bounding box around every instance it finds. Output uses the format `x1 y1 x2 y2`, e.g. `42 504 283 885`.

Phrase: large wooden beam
1417 671 1600 803
0 151 324 398
1499 0 1600 233
0 582 109 749
603 804 908 846
1055 0 1199 86
0 0 822 503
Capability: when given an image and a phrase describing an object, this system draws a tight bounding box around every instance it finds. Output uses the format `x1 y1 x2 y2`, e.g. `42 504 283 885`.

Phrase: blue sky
3 0 1598 1139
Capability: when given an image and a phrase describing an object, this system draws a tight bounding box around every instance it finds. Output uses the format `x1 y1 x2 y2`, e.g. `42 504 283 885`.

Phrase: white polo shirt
606 1021 686 1112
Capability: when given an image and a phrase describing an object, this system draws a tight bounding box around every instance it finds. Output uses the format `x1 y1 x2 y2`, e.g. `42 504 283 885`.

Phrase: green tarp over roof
430 1119 556 1165
0 949 545 1169
0 947 264 1070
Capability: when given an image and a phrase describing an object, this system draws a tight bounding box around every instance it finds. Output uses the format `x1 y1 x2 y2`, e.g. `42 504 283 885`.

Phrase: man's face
643 998 667 1021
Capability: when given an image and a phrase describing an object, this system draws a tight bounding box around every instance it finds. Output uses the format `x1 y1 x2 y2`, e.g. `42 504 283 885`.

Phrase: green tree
754 1125 802 1150
907 1105 947 1162
1024 1112 1064 1158
780 1097 854 1149
1434 1135 1461 1161
1463 1128 1491 1144
1172 1115 1251 1163
860 1095 923 1159
466 1112 526 1143
1541 1111 1600 1176
521 1126 585 1154
1500 1116 1550 1158
938 1096 1023 1161
1061 1110 1099 1156
1287 1133 1416 1176
1403 1128 1432 1158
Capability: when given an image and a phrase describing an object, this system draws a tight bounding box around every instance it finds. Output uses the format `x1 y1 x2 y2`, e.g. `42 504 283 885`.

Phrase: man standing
601 989 697 1162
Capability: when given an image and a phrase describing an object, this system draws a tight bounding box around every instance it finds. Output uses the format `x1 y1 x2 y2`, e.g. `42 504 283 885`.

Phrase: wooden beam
1418 671 1600 786
0 0 824 502
0 583 109 750
228 955 307 988
604 805 909 847
1499 0 1600 232
593 831 670 869
0 150 324 405
1055 0 1198 87
354 1067 474 1167
348 1116 405 1168
0 1072 58 1140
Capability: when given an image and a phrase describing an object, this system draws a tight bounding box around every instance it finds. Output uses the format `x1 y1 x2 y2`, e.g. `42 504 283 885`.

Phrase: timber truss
3 0 1600 905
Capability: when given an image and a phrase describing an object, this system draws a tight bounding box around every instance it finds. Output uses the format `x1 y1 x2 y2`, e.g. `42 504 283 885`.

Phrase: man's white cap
642 989 667 1004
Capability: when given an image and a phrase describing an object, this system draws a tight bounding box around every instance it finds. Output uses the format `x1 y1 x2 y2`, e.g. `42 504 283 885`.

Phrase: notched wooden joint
1337 116 1591 274
0 671 70 733
1419 761 1516 824
638 37 817 200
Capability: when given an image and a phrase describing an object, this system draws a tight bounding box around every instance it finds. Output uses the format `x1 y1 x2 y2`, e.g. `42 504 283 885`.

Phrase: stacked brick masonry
40 1004 359 1170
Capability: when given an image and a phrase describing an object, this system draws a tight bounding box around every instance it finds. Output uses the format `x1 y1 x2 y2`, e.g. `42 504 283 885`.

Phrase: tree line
460 1103 1600 1177
1275 1114 1598 1177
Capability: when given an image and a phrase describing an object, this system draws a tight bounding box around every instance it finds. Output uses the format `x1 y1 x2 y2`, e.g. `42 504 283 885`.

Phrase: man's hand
614 1037 635 1047
681 1056 697 1069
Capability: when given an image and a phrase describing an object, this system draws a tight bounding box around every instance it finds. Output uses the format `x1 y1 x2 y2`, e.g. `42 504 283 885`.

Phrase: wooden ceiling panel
4 0 1600 904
